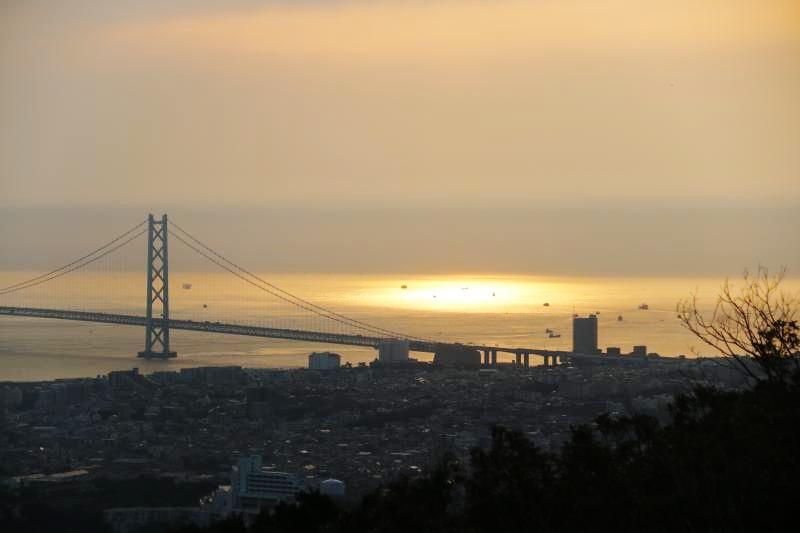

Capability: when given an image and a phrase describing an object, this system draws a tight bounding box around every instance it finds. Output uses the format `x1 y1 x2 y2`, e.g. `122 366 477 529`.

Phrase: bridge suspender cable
0 220 148 296
168 220 424 341
167 228 420 340
169 221 423 340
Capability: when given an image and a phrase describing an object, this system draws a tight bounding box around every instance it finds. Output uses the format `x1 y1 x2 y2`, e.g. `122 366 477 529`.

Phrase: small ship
545 328 561 338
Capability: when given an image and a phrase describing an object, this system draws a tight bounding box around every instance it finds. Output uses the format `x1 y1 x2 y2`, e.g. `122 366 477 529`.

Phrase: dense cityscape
0 320 747 532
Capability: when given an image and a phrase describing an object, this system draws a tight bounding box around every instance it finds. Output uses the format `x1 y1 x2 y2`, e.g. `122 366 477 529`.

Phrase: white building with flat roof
377 339 410 363
233 456 303 512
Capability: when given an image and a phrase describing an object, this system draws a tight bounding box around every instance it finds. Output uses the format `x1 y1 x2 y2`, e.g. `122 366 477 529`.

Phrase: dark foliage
251 491 339 533
0 477 215 533
174 515 247 533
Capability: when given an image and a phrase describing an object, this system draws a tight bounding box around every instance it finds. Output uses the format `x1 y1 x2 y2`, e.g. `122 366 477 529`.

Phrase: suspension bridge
0 214 575 367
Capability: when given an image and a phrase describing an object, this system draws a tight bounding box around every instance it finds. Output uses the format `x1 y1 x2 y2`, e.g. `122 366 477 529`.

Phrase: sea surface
1 272 797 381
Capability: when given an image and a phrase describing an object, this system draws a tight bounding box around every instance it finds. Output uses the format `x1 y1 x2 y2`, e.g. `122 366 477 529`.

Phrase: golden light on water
3 271 798 317
3 271 800 381
353 276 602 313
351 275 800 315
385 279 522 312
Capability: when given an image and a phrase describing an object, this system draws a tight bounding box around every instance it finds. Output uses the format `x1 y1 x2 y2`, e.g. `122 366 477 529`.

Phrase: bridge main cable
167 230 406 338
0 220 148 296
168 220 427 341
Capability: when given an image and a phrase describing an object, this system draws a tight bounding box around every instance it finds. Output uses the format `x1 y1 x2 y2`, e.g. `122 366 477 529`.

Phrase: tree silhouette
677 266 799 381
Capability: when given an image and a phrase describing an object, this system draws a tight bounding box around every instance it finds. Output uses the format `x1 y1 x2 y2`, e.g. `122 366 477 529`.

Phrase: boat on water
400 284 408 289
548 331 561 338
543 302 550 307
638 303 649 310
182 283 192 290
618 315 624 321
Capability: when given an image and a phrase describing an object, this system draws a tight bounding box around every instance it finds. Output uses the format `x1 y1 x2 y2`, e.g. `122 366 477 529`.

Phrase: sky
1 1 798 275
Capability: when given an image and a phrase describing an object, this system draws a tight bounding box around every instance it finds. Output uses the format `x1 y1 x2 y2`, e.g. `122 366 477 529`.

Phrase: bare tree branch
677 266 799 383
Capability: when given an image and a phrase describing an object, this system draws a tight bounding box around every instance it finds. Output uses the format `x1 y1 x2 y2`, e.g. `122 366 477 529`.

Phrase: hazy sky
1 1 798 275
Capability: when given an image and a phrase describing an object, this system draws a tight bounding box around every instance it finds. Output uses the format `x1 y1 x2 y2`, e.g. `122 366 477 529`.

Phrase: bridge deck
0 306 577 358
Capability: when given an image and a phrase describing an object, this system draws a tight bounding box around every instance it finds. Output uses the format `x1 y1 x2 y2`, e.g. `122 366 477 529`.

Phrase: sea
1 272 796 381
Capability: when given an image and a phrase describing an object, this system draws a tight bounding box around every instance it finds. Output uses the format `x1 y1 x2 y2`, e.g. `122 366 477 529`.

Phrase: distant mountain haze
0 206 796 277
1 0 797 275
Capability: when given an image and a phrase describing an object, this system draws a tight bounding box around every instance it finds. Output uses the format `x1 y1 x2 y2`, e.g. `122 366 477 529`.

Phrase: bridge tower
138 213 177 359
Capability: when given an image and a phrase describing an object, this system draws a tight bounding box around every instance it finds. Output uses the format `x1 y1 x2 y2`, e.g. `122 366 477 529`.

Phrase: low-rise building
104 507 211 533
309 352 341 370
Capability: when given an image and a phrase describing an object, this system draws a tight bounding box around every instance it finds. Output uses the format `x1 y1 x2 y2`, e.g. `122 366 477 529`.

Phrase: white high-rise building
232 456 303 512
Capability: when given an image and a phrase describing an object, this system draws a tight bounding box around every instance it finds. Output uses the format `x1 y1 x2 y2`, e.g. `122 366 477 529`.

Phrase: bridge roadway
0 306 580 362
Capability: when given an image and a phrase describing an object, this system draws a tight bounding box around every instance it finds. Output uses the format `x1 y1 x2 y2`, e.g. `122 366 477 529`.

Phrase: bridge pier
541 354 562 367
510 352 533 368
481 349 498 367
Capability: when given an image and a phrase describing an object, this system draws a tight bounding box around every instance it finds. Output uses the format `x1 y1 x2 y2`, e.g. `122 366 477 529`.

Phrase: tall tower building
572 314 599 354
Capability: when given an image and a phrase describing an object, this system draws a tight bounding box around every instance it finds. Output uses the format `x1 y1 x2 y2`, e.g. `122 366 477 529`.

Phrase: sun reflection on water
353 276 592 313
